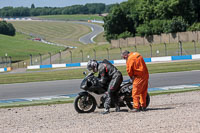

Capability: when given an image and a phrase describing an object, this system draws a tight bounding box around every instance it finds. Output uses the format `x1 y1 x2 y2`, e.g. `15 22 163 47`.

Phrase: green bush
136 17 188 37
0 21 16 36
136 20 165 36
188 23 200 31
118 31 133 39
136 23 152 37
150 19 165 35
163 17 188 33
104 33 118 43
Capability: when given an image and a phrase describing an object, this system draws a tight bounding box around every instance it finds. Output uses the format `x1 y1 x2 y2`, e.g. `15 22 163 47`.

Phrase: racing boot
140 106 147 112
115 103 120 112
102 95 110 114
101 108 110 115
130 108 140 112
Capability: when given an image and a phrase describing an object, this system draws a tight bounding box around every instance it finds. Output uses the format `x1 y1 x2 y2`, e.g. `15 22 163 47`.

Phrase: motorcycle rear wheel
126 93 150 110
74 94 97 113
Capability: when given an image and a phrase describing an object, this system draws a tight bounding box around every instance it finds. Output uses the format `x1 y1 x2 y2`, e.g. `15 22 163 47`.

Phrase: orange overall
126 52 149 109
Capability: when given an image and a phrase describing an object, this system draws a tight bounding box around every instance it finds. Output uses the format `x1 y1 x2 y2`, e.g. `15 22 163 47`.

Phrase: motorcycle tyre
126 93 150 110
74 94 97 113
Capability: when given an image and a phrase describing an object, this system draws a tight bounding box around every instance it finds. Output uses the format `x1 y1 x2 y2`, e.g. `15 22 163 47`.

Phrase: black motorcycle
74 72 150 113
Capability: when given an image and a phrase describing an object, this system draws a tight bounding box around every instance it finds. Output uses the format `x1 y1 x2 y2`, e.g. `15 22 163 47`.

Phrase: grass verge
149 87 200 96
0 60 200 84
10 21 91 47
0 98 74 108
36 14 104 21
0 33 65 61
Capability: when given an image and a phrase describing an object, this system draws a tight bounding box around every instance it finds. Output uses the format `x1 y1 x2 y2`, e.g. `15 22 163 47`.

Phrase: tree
30 8 41 16
1 7 14 17
135 0 157 23
31 4 35 9
62 5 87 14
7 23 16 36
0 3 111 17
13 7 30 16
0 21 16 36
103 0 200 40
136 23 152 37
163 17 188 33
154 0 178 20
188 22 200 31
103 4 135 42
85 3 105 14
191 0 200 22
136 19 165 36
0 21 8 35
118 31 133 39
104 4 117 13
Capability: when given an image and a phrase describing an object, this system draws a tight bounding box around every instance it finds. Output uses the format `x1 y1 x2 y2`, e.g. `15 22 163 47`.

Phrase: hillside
10 21 91 47
0 33 65 62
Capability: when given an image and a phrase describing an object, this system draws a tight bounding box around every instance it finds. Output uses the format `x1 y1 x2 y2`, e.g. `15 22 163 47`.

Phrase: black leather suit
97 59 123 110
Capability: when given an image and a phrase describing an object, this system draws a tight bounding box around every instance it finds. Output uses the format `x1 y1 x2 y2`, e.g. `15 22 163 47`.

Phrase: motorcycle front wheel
74 94 97 113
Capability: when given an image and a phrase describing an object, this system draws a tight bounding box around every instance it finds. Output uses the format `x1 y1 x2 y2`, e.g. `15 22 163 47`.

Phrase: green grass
0 98 74 108
0 68 85 84
94 31 107 44
118 60 200 75
10 21 91 47
149 87 200 96
8 20 109 64
0 60 200 84
147 60 200 73
0 33 65 61
37 14 104 21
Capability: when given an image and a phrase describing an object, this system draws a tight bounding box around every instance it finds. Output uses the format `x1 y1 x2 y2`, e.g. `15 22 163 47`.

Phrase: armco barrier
0 67 11 72
27 54 200 70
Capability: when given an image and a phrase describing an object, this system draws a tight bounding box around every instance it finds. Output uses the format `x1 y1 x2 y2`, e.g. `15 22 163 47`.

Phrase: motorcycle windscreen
80 78 91 90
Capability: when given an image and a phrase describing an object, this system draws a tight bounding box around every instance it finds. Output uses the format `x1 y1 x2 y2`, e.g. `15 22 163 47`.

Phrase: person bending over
87 59 123 114
121 50 149 112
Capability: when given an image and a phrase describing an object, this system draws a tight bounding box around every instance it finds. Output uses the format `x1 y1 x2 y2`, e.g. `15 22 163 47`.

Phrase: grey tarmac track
76 21 104 44
0 70 200 100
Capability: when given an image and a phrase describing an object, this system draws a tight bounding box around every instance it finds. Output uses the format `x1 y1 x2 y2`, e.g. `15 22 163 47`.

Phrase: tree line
103 0 200 42
0 21 15 36
0 3 115 17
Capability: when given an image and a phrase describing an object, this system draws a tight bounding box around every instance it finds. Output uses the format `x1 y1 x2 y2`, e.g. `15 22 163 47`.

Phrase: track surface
0 70 200 100
74 21 104 44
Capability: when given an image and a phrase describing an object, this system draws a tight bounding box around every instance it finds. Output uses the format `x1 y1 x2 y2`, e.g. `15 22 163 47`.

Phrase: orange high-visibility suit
126 52 149 109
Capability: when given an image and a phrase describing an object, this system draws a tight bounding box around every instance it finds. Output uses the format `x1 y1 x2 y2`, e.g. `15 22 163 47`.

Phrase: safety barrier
27 54 200 70
0 67 12 72
3 17 32 21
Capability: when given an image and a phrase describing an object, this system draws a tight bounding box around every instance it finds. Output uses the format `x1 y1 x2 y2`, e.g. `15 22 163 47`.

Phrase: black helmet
87 59 98 72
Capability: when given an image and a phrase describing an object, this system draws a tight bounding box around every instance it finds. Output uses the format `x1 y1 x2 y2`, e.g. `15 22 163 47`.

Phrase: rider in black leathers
87 59 123 114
